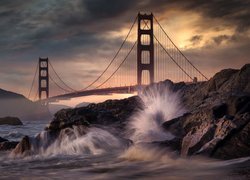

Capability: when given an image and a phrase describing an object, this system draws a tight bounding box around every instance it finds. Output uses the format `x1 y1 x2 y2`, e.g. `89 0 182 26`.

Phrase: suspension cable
141 19 193 80
49 75 72 93
153 16 208 80
95 41 137 89
34 90 38 101
154 36 193 80
28 61 39 99
95 19 151 89
48 60 77 92
79 15 138 91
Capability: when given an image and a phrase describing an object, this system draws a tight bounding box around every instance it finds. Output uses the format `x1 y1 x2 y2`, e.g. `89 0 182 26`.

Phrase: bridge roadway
40 85 141 103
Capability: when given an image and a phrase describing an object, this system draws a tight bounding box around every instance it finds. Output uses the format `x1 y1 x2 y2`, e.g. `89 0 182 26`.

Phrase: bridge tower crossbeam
38 57 49 100
137 13 154 86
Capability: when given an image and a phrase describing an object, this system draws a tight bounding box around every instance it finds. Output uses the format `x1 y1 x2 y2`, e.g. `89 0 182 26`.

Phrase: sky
0 0 250 100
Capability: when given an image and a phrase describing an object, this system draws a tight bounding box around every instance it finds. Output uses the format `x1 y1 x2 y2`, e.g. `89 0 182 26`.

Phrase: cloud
83 0 134 18
189 35 203 46
0 0 249 96
212 35 230 45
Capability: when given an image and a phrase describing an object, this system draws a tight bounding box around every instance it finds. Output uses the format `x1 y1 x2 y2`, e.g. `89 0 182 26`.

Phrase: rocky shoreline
2 64 250 160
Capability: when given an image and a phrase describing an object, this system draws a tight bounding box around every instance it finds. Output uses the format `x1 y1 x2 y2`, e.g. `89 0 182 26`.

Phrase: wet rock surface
12 64 250 160
0 141 18 151
0 136 18 151
46 96 141 132
162 64 250 159
0 137 8 143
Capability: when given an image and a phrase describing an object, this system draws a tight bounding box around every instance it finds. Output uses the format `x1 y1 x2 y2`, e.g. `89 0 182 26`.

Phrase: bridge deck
41 86 139 103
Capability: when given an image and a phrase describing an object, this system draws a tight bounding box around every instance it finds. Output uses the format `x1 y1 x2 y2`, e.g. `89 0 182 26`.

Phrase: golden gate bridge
28 13 208 103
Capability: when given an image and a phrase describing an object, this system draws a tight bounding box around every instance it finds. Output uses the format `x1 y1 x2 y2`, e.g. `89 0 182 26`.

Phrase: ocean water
0 120 47 142
0 85 250 179
0 126 250 180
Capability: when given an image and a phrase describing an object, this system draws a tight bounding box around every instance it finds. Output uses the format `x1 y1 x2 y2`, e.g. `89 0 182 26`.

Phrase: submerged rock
0 117 23 125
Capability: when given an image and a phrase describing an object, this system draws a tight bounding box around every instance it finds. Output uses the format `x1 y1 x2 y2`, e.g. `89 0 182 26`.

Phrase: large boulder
46 96 140 133
0 117 23 125
162 64 250 159
212 114 250 159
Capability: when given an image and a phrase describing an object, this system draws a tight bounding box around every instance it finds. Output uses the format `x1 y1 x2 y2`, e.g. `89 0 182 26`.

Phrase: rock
181 121 214 156
46 96 141 133
0 137 8 142
0 136 19 151
227 95 250 115
201 64 250 94
154 137 182 152
162 113 190 137
0 116 23 125
12 96 141 157
212 113 250 159
0 141 18 151
204 68 238 93
12 136 31 156
196 117 237 156
212 103 228 119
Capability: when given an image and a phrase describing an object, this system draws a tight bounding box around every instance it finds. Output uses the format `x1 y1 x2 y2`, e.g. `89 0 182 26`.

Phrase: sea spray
41 127 127 156
11 126 130 158
128 83 186 143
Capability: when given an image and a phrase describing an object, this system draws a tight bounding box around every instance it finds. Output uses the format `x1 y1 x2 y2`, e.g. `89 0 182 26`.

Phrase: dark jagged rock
0 141 18 151
212 103 228 119
0 117 23 125
0 137 8 143
155 137 183 152
46 96 141 132
12 136 31 156
162 64 250 159
212 113 250 159
0 136 18 151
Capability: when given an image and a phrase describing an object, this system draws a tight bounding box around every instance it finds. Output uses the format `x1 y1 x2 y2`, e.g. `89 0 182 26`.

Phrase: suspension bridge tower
137 13 154 86
38 57 49 100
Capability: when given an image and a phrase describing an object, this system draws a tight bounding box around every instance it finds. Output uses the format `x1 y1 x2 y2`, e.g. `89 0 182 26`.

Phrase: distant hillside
0 88 51 121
